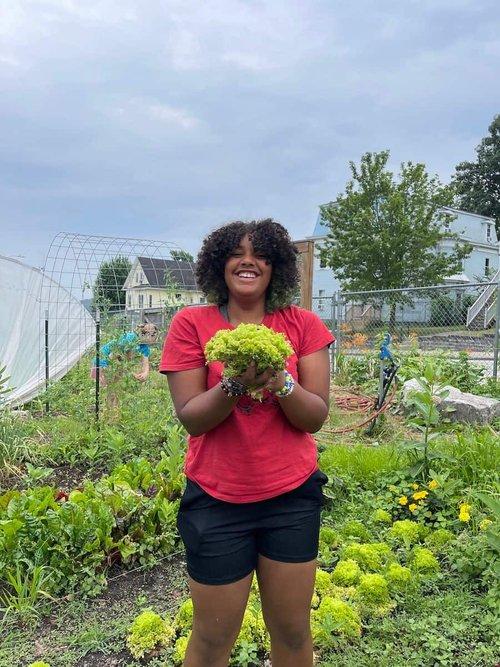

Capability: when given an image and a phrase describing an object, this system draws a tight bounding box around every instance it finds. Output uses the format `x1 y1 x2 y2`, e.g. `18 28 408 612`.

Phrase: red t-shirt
159 304 334 503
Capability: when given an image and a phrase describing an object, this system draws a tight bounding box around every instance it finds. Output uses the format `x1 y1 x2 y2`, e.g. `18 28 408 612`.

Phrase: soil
31 555 189 667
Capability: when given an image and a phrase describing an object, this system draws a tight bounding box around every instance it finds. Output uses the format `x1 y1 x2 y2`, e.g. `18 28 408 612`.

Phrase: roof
136 256 198 290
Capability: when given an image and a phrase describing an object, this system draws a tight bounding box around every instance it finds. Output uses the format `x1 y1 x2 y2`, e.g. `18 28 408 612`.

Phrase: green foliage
341 543 393 572
454 113 500 236
371 509 392 524
388 520 421 547
340 520 371 542
385 563 412 591
27 662 52 667
315 568 333 597
92 255 132 314
436 427 500 486
424 528 454 553
174 597 194 633
0 459 180 602
331 560 361 586
170 249 194 263
428 294 475 328
0 564 53 622
312 597 362 645
204 323 292 398
402 360 452 481
411 547 440 575
172 634 190 666
126 609 173 659
319 150 471 296
356 573 390 605
319 443 403 490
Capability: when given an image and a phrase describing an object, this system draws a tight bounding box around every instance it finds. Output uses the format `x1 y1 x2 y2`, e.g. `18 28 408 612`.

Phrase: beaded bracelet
220 376 247 397
274 370 295 398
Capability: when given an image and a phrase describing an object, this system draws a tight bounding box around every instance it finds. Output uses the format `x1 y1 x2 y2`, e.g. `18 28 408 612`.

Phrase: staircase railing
466 270 500 327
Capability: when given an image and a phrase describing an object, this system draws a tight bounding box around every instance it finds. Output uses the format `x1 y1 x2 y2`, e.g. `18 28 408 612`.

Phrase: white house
308 206 499 325
123 257 205 324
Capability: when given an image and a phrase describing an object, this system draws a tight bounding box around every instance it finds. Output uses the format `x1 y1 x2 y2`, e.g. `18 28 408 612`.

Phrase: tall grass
435 427 500 487
319 443 406 489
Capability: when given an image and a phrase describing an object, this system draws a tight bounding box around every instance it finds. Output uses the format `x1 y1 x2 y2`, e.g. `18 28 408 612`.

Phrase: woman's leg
183 571 254 667
256 555 316 667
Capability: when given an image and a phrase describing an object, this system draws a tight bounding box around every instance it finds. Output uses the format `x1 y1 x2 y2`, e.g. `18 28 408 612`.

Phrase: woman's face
224 234 272 303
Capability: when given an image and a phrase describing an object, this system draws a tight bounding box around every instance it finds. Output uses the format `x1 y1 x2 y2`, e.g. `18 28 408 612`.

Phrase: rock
402 379 500 425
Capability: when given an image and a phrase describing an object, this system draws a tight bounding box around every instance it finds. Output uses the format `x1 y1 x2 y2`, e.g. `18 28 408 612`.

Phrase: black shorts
176 469 328 585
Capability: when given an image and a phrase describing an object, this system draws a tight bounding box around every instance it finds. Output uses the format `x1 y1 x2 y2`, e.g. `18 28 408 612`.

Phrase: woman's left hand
264 370 286 394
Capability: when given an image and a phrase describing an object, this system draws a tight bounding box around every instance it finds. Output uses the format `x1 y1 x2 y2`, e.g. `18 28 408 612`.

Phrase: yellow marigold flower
413 491 428 501
408 503 418 512
412 483 419 490
428 480 439 490
459 503 471 522
398 496 408 506
479 519 492 531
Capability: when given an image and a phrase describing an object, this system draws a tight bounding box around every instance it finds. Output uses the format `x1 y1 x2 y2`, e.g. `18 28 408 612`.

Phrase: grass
1 351 499 666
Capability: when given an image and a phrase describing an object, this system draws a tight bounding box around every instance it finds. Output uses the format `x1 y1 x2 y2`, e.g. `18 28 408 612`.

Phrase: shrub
331 559 361 587
174 597 194 633
126 609 173 659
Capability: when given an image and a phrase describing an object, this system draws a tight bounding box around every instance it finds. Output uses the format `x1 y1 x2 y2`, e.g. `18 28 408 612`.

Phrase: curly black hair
195 219 300 312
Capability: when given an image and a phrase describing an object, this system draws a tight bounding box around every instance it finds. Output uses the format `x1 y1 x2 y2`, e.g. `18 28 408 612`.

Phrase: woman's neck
226 298 266 326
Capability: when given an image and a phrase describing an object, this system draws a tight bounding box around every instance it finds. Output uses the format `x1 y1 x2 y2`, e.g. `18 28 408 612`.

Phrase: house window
319 254 327 269
318 289 325 311
139 294 144 309
175 293 182 300
486 224 492 243
485 258 490 276
127 294 131 308
200 297 206 304
148 295 152 308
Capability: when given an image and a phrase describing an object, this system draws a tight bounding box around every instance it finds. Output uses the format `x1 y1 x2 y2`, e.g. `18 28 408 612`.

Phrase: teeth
238 272 257 278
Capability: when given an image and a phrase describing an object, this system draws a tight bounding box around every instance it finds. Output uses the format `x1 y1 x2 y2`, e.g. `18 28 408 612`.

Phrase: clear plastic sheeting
0 255 95 407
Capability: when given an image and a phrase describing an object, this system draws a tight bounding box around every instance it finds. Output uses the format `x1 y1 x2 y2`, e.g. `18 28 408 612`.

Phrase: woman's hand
234 362 281 392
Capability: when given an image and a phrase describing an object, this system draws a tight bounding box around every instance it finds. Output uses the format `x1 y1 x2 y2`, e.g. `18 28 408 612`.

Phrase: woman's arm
134 356 150 382
167 364 275 436
267 347 331 433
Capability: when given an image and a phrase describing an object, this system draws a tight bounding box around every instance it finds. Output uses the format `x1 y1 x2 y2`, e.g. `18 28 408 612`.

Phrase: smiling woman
159 218 334 667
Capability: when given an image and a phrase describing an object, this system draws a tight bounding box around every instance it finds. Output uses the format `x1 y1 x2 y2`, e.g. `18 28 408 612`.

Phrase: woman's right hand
235 361 276 390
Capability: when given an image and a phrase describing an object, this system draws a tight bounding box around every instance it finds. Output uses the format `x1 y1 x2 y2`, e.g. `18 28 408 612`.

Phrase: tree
319 151 472 326
170 249 194 263
454 114 500 237
92 255 132 313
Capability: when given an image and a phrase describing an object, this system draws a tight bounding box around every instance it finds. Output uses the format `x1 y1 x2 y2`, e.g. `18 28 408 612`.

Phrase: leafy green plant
204 323 292 399
402 361 454 481
0 564 53 622
126 609 173 659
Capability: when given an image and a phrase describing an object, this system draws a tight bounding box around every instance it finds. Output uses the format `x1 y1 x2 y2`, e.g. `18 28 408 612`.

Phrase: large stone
402 379 500 425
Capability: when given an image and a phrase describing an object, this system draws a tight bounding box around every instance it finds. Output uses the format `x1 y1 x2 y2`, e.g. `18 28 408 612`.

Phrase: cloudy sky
1 0 499 268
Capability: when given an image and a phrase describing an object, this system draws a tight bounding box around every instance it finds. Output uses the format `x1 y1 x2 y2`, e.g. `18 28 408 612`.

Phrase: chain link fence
313 280 500 379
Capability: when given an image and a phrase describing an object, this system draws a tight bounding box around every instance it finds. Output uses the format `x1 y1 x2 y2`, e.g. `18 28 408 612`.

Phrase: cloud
0 0 499 268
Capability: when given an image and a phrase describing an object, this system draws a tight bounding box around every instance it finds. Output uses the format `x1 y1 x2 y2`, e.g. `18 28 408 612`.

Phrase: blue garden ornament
380 333 394 362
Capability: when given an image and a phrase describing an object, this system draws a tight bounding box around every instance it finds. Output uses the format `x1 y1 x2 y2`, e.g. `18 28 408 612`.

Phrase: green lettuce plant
204 324 292 399
126 609 173 659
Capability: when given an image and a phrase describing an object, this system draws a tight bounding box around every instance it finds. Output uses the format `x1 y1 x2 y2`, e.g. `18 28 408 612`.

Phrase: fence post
336 291 342 367
493 280 500 380
330 293 337 376
95 308 101 423
44 309 49 414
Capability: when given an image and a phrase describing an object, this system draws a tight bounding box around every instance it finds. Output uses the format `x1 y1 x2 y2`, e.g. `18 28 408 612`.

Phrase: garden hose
320 381 398 436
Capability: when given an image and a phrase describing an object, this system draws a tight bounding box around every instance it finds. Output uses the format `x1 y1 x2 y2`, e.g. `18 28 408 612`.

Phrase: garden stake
44 309 49 415
366 333 399 435
95 307 100 425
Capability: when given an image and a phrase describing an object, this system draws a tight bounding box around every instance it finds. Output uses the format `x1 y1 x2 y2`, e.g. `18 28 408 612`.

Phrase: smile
235 271 259 280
